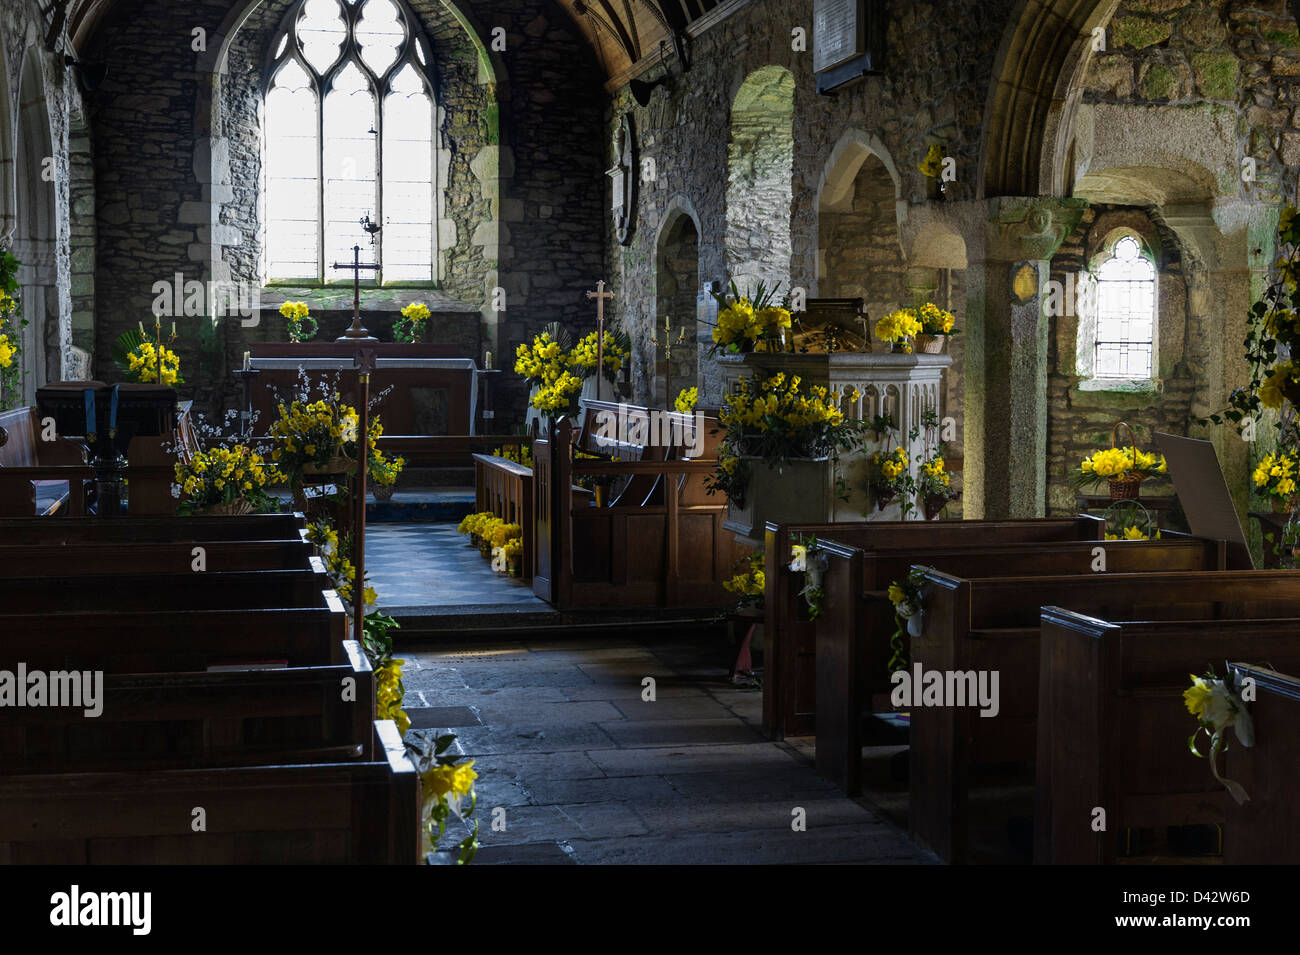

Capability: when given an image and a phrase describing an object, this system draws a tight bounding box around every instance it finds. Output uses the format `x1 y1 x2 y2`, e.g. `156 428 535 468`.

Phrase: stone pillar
964 198 1087 519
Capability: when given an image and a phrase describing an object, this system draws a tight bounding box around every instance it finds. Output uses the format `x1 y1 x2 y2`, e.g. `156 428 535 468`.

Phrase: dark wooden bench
1036 613 1300 864
814 535 1227 793
0 407 93 517
1224 663 1300 864
0 513 305 544
0 719 421 864
0 640 375 774
915 568 1300 862
0 538 316 575
0 563 334 613
762 517 1108 739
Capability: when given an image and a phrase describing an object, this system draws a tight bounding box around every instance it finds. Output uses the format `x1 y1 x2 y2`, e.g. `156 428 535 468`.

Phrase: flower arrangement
875 309 923 352
268 392 403 488
1253 449 1299 511
917 303 958 336
708 280 793 356
869 413 913 513
918 144 944 179
174 443 283 516
457 511 497 543
503 537 524 575
0 252 25 408
915 410 959 520
886 566 929 672
486 521 521 549
127 340 183 385
405 733 479 864
1078 442 1166 500
376 658 410 737
279 301 318 343
515 324 631 419
675 387 699 413
1185 668 1254 805
492 444 533 467
707 373 862 507
723 551 765 610
394 302 432 343
790 535 829 621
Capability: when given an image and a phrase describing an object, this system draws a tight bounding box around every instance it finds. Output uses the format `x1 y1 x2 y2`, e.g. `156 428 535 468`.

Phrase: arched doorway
654 204 700 410
726 66 794 293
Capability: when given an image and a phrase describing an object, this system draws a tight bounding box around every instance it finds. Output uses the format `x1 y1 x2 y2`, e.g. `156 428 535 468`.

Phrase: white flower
341 413 359 444
790 544 807 572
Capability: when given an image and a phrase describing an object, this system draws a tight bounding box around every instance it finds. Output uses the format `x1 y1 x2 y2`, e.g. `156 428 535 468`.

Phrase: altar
247 343 493 436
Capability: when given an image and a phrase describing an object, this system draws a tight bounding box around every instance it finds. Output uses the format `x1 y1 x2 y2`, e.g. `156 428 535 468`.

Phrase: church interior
2 0 1300 890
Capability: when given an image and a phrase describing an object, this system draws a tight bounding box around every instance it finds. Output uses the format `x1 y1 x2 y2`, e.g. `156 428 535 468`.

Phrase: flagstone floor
402 632 932 865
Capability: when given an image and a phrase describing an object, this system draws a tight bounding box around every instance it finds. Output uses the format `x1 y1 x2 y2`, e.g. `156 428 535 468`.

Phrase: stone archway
0 41 14 245
816 131 903 315
726 65 794 293
654 201 700 409
13 47 58 403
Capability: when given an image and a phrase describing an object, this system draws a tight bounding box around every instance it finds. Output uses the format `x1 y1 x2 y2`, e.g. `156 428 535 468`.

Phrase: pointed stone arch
653 195 701 407
0 40 14 245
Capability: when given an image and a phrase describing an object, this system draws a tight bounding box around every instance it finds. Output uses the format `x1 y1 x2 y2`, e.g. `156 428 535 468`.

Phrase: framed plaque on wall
814 0 885 94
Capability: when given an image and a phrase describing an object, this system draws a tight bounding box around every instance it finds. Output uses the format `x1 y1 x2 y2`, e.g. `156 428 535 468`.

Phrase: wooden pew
473 453 536 579
915 568 1300 862
1036 614 1300 865
0 640 376 774
1224 663 1300 864
0 564 333 613
0 720 421 864
0 538 315 575
0 407 93 517
0 513 305 545
763 517 1107 738
814 535 1227 793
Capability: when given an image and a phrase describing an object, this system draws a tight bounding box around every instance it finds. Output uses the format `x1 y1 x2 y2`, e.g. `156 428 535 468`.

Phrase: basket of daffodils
1254 449 1300 513
174 444 284 516
1078 422 1166 501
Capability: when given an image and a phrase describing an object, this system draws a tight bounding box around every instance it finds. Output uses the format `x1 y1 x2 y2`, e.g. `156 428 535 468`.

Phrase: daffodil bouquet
393 301 432 343
405 733 480 864
875 308 923 351
515 324 631 418
717 372 862 464
675 386 699 413
279 301 318 343
1253 449 1300 511
708 280 793 356
1077 445 1167 492
886 565 930 672
722 551 765 610
268 393 404 488
173 443 284 516
1185 668 1254 805
127 340 184 386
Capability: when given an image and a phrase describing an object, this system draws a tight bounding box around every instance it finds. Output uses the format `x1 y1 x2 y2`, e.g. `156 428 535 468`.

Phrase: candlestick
485 350 493 370
139 321 145 335
171 321 176 338
243 351 252 371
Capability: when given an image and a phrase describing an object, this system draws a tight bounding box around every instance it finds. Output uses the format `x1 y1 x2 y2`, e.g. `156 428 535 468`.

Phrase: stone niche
719 351 952 536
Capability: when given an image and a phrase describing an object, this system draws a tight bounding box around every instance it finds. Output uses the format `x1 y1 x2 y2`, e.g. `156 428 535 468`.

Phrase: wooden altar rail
532 418 742 609
473 454 534 580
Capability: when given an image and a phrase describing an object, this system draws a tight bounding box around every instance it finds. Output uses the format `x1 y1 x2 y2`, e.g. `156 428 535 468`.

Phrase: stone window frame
261 0 440 288
1075 223 1161 393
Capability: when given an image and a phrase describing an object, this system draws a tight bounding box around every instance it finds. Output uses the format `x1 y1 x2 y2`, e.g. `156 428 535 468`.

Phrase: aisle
403 632 931 865
365 523 550 613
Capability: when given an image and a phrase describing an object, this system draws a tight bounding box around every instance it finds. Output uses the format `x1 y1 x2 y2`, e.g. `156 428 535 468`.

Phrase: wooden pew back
1039 615 1300 864
761 516 1106 738
0 539 315 575
1224 663 1300 863
913 569 1300 862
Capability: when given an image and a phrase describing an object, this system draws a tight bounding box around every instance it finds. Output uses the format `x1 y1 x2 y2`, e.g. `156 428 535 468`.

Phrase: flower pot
372 483 395 502
479 541 491 558
924 493 952 521
906 612 925 637
723 457 832 541
915 334 946 354
1108 476 1142 501
507 558 520 578
302 455 354 476
873 485 898 511
201 497 255 517
890 341 909 354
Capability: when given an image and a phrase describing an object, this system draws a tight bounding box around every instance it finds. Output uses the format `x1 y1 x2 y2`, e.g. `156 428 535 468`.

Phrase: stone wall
818 154 905 314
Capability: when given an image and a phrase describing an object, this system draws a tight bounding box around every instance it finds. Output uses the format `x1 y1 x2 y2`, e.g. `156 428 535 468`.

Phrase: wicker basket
302 455 355 476
915 334 946 354
1107 421 1143 501
202 497 255 517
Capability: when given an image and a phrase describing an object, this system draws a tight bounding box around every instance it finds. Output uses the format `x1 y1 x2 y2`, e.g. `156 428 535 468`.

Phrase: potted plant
1253 448 1300 513
874 308 922 354
394 302 431 344
709 372 865 538
915 410 960 520
914 303 960 354
279 301 318 343
504 537 523 577
707 280 793 357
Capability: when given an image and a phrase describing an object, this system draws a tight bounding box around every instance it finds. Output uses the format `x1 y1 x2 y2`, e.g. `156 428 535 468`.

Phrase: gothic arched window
1093 235 1156 380
264 0 437 284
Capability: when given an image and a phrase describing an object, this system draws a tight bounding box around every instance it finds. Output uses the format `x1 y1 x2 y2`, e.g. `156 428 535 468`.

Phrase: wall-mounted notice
814 0 865 73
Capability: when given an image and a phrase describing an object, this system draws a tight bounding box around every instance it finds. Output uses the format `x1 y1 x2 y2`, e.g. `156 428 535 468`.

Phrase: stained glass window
265 0 436 283
1094 236 1155 380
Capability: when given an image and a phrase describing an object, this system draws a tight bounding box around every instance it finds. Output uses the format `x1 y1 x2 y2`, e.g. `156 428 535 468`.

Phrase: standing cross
586 280 614 402
333 244 380 341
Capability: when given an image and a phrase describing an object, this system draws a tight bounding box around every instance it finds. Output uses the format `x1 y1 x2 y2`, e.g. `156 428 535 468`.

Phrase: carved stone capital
983 197 1088 263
